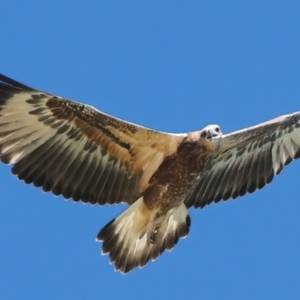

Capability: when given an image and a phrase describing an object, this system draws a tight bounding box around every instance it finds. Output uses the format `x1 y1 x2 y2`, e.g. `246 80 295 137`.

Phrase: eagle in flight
0 74 299 274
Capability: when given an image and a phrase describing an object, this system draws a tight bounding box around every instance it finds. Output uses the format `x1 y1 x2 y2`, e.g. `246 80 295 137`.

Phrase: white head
200 124 222 141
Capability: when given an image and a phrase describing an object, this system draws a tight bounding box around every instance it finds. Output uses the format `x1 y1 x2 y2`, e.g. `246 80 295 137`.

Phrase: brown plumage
0 74 300 273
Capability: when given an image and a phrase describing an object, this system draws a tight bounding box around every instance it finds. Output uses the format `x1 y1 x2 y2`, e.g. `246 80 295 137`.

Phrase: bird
0 73 300 274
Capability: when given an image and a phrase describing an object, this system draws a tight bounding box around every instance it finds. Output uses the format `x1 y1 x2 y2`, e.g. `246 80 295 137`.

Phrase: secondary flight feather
0 73 299 274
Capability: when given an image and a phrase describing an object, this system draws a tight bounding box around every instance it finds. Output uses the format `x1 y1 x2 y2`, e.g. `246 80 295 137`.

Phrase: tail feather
97 197 191 274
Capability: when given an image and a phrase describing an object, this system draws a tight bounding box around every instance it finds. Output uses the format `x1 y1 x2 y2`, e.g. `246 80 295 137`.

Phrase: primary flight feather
0 73 299 274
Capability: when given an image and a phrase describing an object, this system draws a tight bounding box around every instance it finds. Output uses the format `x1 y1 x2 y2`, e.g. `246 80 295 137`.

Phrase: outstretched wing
185 112 300 208
0 74 184 205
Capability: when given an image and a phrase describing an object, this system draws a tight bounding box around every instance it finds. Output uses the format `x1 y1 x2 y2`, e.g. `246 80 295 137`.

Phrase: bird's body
0 73 299 273
144 130 218 211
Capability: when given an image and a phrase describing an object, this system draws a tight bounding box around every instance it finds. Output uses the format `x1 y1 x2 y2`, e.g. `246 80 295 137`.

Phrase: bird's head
200 124 222 142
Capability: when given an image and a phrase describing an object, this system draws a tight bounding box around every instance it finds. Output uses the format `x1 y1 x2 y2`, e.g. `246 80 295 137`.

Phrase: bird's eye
201 131 207 138
215 127 220 133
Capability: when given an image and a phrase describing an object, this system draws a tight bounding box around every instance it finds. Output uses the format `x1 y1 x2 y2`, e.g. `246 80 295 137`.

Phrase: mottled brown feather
0 74 185 205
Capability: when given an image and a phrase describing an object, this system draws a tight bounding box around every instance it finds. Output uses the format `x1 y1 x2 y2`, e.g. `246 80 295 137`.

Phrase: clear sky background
1 2 300 300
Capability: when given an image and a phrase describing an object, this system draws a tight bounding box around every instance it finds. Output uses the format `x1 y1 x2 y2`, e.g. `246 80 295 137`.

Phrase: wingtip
0 74 34 90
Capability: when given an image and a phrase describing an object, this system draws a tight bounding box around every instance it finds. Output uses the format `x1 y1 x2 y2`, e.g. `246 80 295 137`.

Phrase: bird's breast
143 142 211 212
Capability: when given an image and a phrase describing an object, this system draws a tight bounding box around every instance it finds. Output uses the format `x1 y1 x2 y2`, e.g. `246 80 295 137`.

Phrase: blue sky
1 1 300 299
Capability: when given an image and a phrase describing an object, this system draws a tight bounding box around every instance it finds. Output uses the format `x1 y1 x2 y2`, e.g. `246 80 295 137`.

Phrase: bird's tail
97 197 191 274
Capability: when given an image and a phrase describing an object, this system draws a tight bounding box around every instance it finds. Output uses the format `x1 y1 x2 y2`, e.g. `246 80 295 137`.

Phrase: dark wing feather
0 74 184 205
186 112 300 208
